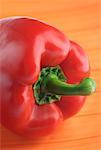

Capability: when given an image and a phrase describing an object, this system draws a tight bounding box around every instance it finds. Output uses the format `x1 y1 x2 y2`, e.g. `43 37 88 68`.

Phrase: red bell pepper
0 17 96 138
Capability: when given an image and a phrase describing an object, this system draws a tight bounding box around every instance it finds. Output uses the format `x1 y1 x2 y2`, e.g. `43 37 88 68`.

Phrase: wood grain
0 0 101 150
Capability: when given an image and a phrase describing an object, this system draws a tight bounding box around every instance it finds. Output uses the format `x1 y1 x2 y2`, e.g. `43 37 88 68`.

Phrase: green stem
44 74 96 96
34 66 96 105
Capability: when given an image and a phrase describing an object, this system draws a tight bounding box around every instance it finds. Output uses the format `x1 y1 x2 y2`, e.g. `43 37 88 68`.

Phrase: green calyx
33 66 66 105
33 66 96 105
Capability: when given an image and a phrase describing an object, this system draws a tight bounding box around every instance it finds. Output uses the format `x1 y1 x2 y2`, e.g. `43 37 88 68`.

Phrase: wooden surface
0 0 101 150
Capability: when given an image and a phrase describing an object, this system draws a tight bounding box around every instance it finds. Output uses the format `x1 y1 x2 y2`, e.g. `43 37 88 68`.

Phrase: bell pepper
0 17 96 138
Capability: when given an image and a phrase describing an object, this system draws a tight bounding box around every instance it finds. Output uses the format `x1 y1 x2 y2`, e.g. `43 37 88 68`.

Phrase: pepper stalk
33 67 96 105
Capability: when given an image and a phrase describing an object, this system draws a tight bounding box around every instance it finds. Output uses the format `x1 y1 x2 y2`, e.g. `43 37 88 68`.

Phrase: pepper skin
56 41 90 119
0 17 96 138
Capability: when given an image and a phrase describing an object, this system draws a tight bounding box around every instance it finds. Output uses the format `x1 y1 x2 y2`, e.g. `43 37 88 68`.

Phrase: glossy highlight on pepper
0 17 96 138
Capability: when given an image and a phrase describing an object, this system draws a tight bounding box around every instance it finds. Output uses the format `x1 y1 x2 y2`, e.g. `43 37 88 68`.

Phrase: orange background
0 0 101 150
